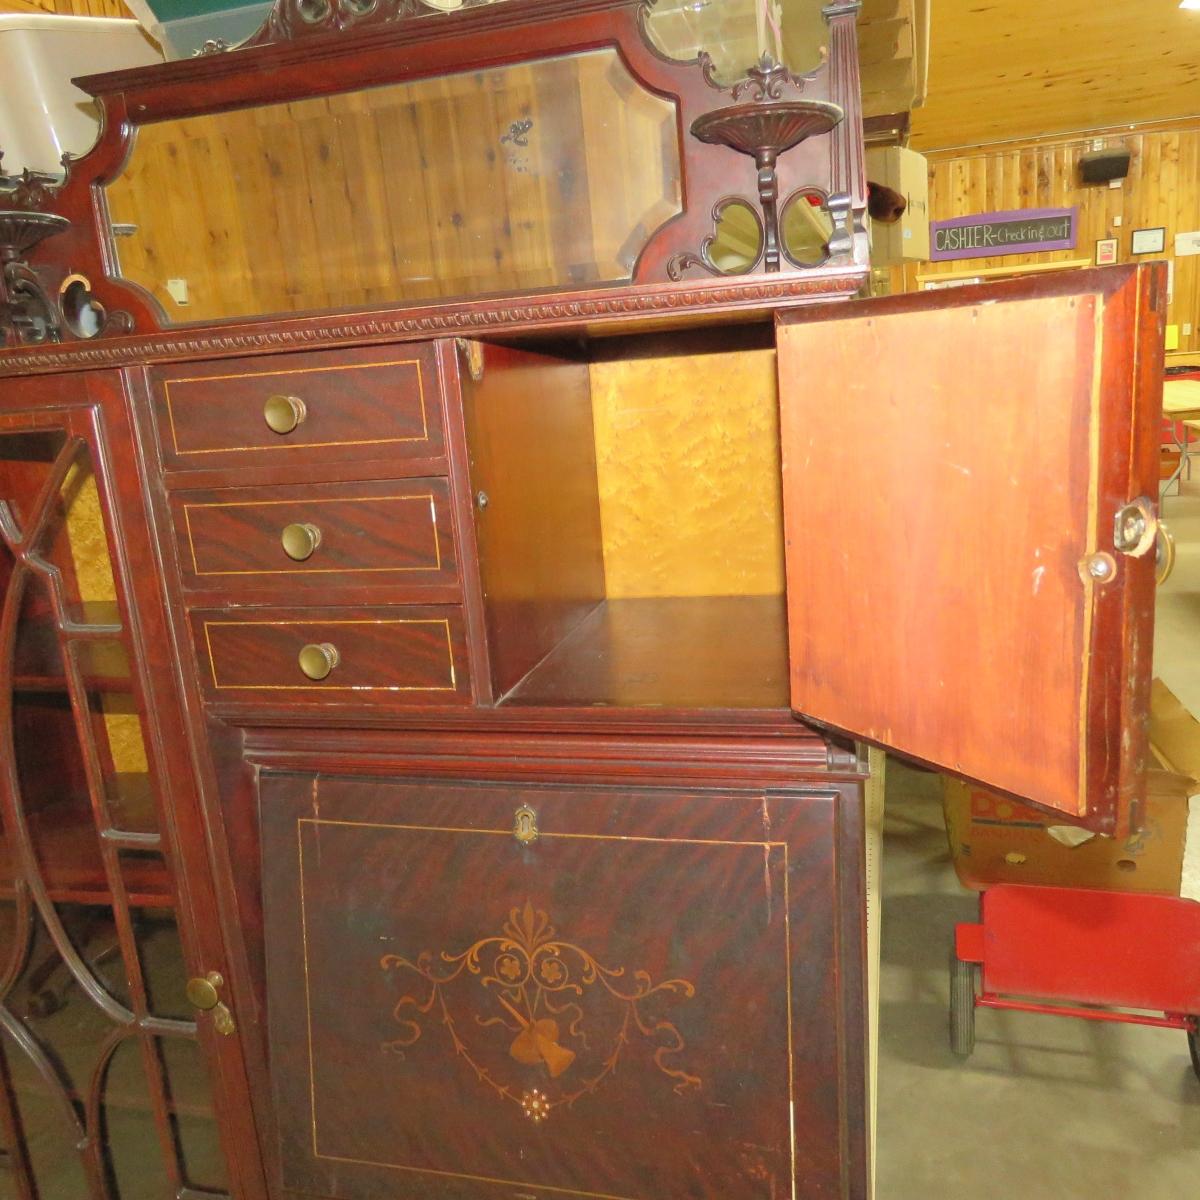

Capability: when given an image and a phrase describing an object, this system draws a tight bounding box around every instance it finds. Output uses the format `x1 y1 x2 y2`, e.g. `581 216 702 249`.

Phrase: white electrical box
865 145 931 264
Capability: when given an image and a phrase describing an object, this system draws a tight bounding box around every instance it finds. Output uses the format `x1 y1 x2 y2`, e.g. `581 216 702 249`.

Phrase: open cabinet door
777 265 1166 835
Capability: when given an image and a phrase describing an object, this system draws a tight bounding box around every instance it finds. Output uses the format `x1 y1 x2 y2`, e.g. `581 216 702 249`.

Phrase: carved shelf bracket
671 93 844 280
0 211 69 346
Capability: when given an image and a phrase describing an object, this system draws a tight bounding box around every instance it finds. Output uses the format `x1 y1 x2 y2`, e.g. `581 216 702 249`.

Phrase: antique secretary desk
0 0 1166 1198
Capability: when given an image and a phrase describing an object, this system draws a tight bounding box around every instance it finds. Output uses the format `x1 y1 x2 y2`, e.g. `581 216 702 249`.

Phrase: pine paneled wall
0 0 131 17
895 123 1200 355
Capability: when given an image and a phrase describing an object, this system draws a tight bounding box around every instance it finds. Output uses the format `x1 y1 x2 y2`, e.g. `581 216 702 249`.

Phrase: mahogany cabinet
0 1 1167 1198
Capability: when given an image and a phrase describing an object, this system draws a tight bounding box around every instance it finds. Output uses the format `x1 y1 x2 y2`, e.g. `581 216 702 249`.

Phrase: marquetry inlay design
380 900 700 1120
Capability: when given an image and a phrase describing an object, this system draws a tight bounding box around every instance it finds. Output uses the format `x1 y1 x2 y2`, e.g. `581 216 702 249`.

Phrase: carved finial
193 37 232 55
729 54 808 102
1 168 61 213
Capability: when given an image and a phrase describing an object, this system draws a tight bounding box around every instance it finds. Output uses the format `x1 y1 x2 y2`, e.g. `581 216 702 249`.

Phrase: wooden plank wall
0 0 131 17
893 122 1200 355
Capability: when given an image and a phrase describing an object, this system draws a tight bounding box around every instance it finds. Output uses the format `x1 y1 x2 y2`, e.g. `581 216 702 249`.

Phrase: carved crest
250 0 500 44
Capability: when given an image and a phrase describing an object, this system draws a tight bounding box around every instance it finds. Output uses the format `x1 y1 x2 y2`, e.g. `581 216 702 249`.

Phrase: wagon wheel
949 951 977 1057
1188 1022 1199 1084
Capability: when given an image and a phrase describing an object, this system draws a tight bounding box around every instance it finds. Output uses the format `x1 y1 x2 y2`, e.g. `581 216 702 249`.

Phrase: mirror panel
642 0 828 82
104 48 681 325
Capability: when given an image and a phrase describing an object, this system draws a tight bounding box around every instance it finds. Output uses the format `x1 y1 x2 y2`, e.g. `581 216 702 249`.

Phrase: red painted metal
975 995 1198 1032
956 921 985 964
956 884 1200 1021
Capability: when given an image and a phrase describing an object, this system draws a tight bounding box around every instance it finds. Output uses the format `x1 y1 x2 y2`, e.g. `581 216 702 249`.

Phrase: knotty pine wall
0 0 131 16
893 122 1200 356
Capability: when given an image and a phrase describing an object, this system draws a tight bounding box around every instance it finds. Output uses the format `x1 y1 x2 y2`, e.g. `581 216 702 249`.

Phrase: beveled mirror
104 49 682 324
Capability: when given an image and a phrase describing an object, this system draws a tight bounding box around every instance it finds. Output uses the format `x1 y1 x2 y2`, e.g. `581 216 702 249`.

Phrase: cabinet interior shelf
500 594 790 710
0 774 172 908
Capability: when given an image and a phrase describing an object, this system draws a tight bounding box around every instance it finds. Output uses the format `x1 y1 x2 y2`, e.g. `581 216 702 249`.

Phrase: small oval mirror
781 189 833 269
706 198 764 275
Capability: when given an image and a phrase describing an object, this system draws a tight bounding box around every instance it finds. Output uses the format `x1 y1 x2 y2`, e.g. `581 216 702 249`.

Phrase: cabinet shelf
13 674 135 694
0 774 172 908
500 595 790 710
12 604 132 695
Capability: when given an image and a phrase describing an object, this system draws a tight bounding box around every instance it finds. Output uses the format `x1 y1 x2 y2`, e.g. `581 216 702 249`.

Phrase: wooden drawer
192 606 471 706
261 772 866 1200
151 343 444 471
171 479 459 596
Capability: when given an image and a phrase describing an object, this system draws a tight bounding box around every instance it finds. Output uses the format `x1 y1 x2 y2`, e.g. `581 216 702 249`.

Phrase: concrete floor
875 483 1200 1198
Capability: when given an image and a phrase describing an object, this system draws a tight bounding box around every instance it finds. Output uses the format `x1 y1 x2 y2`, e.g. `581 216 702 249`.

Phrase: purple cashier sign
930 207 1078 262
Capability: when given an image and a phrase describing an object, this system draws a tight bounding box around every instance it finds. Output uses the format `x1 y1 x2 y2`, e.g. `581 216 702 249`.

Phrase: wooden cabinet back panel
172 478 458 594
150 343 445 471
261 773 867 1200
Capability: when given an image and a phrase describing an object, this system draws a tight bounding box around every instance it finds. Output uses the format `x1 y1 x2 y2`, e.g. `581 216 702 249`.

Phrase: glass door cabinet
0 377 248 1200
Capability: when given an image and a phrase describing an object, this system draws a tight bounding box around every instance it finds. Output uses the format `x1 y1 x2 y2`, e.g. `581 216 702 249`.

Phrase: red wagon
951 883 1200 1079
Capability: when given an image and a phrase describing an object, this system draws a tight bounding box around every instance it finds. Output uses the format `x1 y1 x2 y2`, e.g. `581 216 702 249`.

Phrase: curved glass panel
104 48 681 325
643 0 827 83
0 424 227 1199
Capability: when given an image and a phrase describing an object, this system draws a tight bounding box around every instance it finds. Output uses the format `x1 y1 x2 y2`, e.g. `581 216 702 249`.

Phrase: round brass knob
263 394 306 435
298 642 339 681
185 971 224 1012
1156 522 1176 585
281 522 322 561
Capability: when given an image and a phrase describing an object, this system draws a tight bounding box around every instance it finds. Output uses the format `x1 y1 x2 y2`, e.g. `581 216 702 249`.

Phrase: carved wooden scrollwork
0 202 70 346
667 198 765 281
248 0 501 45
0 155 134 347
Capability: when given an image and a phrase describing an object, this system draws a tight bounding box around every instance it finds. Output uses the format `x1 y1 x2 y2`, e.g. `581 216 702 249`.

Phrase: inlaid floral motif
381 900 701 1120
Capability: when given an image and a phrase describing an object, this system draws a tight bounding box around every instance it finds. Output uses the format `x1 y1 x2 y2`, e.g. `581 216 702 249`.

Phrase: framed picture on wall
1095 238 1118 265
1131 227 1166 255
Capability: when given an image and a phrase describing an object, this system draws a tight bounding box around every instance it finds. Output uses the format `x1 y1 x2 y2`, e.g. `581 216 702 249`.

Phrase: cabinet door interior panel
261 772 867 1200
777 266 1163 833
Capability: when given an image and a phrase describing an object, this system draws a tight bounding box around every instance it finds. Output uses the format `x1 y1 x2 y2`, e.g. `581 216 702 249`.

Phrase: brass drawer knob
281 522 322 561
298 642 339 681
263 393 307 434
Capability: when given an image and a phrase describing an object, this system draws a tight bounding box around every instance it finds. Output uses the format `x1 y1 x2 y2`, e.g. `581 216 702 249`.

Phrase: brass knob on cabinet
185 971 236 1036
298 642 340 681
1156 522 1176 585
263 393 306 434
186 971 224 1012
281 522 322 561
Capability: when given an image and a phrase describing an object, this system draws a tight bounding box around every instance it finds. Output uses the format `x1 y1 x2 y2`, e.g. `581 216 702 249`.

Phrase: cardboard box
943 680 1200 895
865 146 930 263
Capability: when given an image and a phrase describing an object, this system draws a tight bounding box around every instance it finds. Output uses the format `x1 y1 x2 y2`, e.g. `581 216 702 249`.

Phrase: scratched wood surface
778 268 1162 832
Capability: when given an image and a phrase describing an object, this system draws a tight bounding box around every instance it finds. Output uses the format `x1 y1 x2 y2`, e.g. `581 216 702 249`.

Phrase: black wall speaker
1079 148 1131 184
